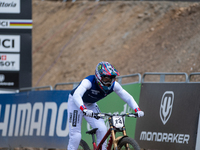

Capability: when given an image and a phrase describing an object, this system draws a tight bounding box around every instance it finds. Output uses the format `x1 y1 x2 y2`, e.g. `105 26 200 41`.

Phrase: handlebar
93 113 138 119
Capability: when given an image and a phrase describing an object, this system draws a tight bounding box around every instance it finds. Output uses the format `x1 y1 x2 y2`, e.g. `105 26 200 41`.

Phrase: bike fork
111 129 117 149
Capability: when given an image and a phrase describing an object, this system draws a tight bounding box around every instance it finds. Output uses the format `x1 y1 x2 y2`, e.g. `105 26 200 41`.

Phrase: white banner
0 35 20 52
0 0 20 14
0 53 20 71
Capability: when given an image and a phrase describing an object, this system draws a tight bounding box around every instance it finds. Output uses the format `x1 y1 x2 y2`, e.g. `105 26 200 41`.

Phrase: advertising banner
0 35 20 52
0 73 19 88
0 83 141 149
0 0 31 19
0 53 20 71
0 33 32 89
0 90 70 148
0 0 32 90
0 0 20 14
81 83 142 148
135 83 200 150
0 19 32 29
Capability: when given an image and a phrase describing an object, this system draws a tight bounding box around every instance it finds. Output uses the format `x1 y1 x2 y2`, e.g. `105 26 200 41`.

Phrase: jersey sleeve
72 79 92 109
113 81 139 110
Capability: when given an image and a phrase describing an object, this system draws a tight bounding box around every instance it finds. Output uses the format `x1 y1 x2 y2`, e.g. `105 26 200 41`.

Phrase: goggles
102 75 116 79
101 75 116 85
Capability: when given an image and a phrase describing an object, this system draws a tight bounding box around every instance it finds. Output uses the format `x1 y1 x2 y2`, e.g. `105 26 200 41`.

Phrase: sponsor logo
72 110 78 127
0 20 32 29
0 0 20 14
0 74 14 86
0 54 6 60
0 102 69 137
0 74 5 82
0 21 9 27
91 89 100 95
0 35 20 52
0 54 20 71
140 131 190 144
69 113 72 123
160 91 174 125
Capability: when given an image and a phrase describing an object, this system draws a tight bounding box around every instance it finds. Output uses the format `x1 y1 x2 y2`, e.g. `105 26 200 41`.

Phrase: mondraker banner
135 83 200 150
0 90 70 148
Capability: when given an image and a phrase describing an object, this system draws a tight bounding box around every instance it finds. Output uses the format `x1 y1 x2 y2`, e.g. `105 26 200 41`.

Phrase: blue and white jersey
71 75 114 103
70 75 139 111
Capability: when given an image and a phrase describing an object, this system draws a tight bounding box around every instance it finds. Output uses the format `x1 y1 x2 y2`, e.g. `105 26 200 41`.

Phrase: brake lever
94 113 105 120
128 113 138 118
93 113 100 120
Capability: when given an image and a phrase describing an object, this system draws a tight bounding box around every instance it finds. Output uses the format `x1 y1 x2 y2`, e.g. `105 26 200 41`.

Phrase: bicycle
78 112 141 150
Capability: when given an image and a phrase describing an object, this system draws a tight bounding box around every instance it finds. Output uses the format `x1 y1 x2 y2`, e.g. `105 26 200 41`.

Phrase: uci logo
160 91 174 125
0 21 9 27
0 35 20 52
0 39 15 48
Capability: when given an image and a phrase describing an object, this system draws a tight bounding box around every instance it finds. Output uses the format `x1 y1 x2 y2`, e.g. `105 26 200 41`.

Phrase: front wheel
78 139 90 150
117 137 141 150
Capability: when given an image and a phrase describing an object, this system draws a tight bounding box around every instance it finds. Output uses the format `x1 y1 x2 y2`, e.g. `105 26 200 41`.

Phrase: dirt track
32 0 200 87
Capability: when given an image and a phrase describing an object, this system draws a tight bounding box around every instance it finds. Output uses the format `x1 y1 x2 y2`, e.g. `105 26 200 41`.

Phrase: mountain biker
67 61 144 150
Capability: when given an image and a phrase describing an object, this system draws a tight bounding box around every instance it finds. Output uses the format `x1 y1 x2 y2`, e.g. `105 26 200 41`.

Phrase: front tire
78 139 90 150
117 137 140 150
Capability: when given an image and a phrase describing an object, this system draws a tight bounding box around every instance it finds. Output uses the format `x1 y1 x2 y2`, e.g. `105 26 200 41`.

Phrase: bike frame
92 116 128 150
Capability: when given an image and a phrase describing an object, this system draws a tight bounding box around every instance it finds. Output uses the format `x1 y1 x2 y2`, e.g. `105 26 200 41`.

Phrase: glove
134 107 144 118
83 109 94 117
137 111 144 117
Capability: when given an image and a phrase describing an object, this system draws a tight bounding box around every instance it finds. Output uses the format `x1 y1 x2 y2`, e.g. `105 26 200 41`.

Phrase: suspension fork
111 126 118 149
112 126 129 149
122 127 129 148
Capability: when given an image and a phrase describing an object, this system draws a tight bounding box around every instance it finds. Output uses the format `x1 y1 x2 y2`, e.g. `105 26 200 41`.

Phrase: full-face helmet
95 61 119 93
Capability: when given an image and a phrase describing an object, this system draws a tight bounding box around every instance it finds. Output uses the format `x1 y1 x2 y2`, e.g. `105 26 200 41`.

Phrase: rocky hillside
32 0 200 87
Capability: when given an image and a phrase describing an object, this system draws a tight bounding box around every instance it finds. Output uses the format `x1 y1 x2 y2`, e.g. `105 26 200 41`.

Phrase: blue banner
0 90 70 148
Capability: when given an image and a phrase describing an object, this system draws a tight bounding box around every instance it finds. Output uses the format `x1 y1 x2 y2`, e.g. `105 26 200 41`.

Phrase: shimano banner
0 90 70 148
135 83 200 150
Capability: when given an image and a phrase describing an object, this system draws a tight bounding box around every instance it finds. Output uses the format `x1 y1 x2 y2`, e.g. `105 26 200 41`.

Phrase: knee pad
96 124 107 138
68 131 82 150
70 130 81 140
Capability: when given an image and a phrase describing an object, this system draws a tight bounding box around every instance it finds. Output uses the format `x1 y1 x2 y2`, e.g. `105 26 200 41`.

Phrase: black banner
0 0 32 89
135 83 200 150
0 72 19 88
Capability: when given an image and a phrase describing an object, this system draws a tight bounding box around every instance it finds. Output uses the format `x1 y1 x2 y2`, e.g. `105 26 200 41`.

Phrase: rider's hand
83 109 94 117
137 111 144 117
134 107 144 118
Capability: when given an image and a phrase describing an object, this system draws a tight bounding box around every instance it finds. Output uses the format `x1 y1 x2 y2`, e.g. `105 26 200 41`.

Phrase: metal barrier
188 72 200 83
19 85 53 92
3 72 200 92
53 73 141 90
54 82 79 90
0 88 19 94
117 73 141 85
142 72 189 83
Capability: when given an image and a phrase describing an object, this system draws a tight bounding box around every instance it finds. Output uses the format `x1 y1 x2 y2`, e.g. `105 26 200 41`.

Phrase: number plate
112 116 124 128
